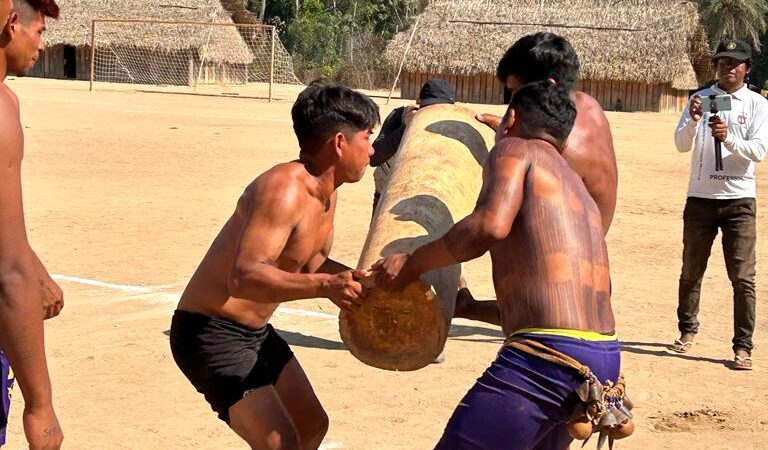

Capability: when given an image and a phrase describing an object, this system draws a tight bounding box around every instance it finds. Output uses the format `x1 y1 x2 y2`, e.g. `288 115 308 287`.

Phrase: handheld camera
702 94 731 172
700 94 732 113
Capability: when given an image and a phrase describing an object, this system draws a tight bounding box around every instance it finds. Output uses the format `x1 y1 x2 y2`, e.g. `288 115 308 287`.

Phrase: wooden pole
193 18 216 91
387 15 420 105
447 19 645 32
89 20 96 91
269 26 275 102
90 18 272 28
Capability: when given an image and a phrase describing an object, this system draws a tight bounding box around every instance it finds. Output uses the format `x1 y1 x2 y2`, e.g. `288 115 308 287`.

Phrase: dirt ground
3 78 768 450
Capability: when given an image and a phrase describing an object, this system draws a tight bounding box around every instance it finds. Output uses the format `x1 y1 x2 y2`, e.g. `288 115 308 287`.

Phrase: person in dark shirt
370 79 456 213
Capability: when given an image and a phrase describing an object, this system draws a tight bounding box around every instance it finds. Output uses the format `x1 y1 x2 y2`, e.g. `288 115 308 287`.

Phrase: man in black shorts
170 81 378 449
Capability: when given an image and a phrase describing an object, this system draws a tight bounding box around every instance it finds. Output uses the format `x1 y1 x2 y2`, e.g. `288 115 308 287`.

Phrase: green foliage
249 0 418 88
751 30 768 90
698 0 767 51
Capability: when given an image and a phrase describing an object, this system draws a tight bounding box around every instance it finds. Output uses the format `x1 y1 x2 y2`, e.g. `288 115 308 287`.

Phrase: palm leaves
698 0 768 51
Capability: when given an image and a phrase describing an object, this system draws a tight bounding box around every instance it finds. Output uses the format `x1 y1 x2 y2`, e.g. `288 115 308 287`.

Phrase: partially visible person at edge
370 78 456 215
0 0 65 448
670 38 768 371
456 32 618 326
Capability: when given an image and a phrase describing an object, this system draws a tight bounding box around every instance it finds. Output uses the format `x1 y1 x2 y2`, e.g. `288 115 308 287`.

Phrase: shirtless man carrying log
456 32 618 325
170 81 378 450
375 81 622 449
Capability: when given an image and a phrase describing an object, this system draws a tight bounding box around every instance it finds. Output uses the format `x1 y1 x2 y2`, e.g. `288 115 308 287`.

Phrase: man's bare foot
454 278 475 319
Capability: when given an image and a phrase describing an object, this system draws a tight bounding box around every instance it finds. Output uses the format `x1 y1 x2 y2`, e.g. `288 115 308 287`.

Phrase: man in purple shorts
375 81 622 449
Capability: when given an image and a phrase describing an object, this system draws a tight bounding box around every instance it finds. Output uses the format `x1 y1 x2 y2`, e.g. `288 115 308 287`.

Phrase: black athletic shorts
170 310 294 423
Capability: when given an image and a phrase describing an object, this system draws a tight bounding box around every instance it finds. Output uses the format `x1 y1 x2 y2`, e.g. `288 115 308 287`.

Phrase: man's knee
301 409 329 449
257 429 301 450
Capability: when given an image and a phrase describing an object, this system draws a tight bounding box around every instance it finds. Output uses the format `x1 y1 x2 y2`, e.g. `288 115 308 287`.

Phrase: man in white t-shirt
671 39 768 370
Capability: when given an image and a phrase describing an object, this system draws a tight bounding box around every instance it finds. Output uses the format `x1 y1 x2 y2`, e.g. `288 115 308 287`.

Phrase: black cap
712 39 752 61
418 79 456 106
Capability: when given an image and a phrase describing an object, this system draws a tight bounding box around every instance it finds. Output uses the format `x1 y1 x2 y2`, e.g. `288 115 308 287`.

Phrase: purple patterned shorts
0 349 14 446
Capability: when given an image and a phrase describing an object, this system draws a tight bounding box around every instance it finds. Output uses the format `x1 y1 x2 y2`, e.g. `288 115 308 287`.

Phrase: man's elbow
227 265 267 299
479 217 511 244
674 140 691 153
753 147 767 163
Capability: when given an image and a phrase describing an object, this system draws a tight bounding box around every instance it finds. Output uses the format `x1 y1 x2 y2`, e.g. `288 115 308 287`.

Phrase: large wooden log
339 103 496 371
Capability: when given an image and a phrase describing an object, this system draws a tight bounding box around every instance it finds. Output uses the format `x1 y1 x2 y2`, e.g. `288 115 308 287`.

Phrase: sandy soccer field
3 77 768 450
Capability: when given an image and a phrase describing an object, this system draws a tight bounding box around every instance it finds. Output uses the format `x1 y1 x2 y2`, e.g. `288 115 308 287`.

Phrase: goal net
90 19 303 100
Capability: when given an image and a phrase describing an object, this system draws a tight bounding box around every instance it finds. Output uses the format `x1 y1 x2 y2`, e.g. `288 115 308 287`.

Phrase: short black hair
292 80 380 152
507 80 576 145
496 32 580 91
12 0 60 20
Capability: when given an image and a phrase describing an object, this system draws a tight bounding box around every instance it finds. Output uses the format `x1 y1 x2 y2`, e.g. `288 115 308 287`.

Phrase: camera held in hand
705 94 732 171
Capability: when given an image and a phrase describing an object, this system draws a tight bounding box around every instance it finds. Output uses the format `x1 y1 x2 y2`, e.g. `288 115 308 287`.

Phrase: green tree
247 0 419 87
751 29 768 89
698 0 768 51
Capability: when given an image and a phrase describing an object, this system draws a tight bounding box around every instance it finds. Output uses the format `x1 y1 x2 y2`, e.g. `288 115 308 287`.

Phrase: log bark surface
339 103 496 371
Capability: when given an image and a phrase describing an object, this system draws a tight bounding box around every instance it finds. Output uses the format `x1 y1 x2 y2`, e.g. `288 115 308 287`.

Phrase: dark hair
291 80 379 152
13 0 60 19
496 32 579 91
507 80 576 145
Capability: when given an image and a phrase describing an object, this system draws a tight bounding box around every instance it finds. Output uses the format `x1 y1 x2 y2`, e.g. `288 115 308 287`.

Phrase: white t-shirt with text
675 84 768 199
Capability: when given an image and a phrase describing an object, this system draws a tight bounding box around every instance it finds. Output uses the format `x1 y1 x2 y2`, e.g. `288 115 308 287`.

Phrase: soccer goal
89 19 303 100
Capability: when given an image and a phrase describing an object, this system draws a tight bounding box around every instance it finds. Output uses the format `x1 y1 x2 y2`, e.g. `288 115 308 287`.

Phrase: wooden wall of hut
401 71 505 105
401 71 689 114
194 61 249 85
27 46 248 87
575 80 689 114
28 45 91 80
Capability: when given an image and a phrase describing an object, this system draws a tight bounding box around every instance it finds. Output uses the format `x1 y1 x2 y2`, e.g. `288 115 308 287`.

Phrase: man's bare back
484 137 614 336
479 91 617 234
178 162 339 329
374 80 620 449
563 91 618 233
377 81 615 336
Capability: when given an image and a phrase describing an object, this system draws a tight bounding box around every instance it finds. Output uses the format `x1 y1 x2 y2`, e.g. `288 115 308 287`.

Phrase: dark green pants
677 197 757 351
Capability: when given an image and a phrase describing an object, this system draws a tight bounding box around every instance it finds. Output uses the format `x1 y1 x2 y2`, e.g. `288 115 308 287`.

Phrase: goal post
89 19 302 100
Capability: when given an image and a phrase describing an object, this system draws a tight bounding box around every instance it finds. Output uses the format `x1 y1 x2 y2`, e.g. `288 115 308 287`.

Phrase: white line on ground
319 441 343 450
52 274 337 319
51 274 154 293
277 308 336 319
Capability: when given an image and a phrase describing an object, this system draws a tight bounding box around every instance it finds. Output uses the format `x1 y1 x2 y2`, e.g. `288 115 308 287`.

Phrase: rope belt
505 335 635 450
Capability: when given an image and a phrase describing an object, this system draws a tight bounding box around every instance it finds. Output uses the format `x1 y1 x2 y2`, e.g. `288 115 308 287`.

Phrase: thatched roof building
30 0 255 83
387 0 712 112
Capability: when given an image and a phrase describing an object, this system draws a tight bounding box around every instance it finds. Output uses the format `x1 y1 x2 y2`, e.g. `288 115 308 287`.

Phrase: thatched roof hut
30 0 255 82
387 0 713 112
46 0 253 63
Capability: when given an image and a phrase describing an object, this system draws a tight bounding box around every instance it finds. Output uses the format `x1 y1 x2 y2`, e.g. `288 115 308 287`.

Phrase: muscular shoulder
0 86 22 161
491 137 533 160
240 162 308 213
571 91 609 128
490 137 558 172
565 91 616 169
